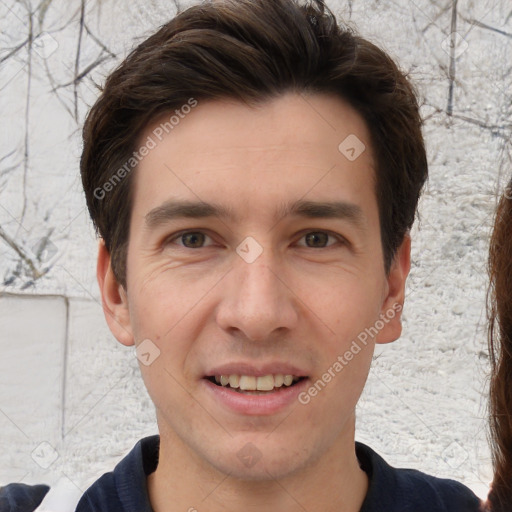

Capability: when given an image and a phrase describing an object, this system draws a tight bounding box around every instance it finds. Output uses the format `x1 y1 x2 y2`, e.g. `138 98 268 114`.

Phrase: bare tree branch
466 18 512 39
446 0 458 117
0 38 30 64
73 0 86 121
51 53 111 91
0 225 43 280
18 2 34 232
84 23 117 59
421 1 451 34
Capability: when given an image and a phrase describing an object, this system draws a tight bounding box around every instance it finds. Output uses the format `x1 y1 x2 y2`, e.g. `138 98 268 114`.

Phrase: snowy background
1 0 511 503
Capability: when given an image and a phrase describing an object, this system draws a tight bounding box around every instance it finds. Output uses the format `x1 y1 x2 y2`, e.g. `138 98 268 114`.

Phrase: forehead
131 93 377 225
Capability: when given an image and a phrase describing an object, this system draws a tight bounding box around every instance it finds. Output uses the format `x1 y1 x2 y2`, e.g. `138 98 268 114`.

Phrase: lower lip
202 378 309 416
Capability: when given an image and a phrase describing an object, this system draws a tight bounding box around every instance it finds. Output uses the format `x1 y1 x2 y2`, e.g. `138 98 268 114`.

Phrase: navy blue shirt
0 435 482 511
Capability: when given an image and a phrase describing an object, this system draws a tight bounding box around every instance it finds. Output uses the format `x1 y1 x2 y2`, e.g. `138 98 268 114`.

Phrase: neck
147 417 368 512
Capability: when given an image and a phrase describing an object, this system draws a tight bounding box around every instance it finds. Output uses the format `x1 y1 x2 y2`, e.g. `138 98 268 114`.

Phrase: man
1 0 482 510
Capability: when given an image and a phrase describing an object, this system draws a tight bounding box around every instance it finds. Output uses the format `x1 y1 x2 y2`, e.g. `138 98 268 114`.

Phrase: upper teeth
214 374 299 391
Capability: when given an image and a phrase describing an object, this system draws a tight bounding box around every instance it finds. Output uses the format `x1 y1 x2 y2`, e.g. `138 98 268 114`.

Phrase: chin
204 439 315 482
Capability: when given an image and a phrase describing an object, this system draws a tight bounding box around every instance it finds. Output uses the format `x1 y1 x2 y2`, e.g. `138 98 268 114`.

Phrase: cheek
126 270 213 381
305 274 384 341
308 338 374 418
127 264 208 337
305 279 382 395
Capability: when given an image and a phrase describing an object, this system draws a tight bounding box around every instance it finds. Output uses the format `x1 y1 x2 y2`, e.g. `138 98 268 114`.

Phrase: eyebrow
280 200 365 228
145 200 234 229
144 199 365 229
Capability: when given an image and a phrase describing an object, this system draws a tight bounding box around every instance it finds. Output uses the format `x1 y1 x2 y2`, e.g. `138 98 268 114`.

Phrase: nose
215 248 299 342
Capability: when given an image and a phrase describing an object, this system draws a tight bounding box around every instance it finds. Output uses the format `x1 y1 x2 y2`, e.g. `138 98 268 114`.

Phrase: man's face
103 93 408 480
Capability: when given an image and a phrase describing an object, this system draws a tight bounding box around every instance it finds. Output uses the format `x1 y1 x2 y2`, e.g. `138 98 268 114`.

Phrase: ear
97 239 134 346
375 234 411 345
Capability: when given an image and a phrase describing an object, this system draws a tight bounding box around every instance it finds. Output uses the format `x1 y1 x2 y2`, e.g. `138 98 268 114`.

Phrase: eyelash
165 229 346 249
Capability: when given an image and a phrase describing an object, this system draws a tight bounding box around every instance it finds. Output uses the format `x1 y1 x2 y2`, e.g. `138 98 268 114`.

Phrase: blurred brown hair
80 0 427 287
487 180 512 511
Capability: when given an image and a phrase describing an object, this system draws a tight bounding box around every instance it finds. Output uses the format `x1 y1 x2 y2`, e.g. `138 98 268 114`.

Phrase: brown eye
306 232 329 247
304 232 329 248
165 230 216 250
180 232 206 248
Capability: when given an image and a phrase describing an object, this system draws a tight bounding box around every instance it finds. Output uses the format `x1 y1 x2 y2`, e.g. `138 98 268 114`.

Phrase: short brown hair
81 0 427 287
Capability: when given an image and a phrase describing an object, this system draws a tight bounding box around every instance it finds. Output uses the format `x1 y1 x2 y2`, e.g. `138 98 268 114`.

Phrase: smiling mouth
206 374 307 395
